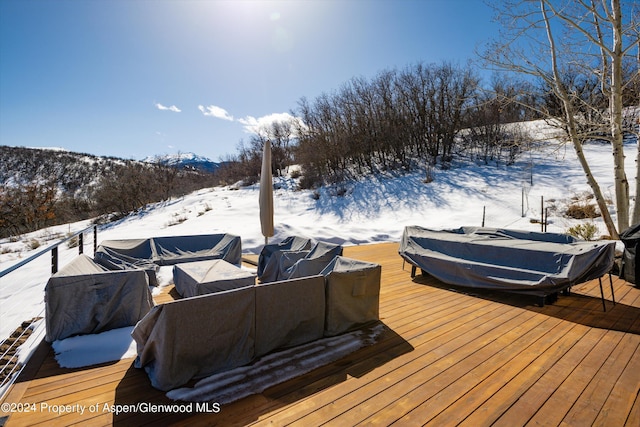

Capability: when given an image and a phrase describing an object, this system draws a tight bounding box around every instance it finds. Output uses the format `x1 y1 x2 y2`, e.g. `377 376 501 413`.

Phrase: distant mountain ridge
143 152 221 173
0 145 128 192
0 146 221 196
0 145 220 237
0 146 220 191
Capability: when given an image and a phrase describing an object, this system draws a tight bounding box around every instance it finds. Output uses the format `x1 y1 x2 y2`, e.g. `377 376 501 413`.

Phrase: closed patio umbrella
260 140 274 245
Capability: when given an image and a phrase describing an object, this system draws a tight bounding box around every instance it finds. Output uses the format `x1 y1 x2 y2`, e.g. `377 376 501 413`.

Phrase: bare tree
293 62 480 185
483 0 639 238
260 118 299 176
464 75 532 165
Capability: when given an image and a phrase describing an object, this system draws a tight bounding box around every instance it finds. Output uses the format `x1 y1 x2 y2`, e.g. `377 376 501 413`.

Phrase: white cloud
236 115 259 131
155 103 181 113
238 112 306 137
198 105 234 121
196 105 306 137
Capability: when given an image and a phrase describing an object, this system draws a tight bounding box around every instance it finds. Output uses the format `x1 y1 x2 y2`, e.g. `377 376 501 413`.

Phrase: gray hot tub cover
45 254 153 342
399 225 615 293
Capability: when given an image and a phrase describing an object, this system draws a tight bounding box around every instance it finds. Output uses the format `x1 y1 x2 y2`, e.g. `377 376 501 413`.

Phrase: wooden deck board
2 241 640 426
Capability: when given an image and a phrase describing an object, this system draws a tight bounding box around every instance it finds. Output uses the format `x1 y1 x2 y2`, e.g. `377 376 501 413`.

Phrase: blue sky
0 0 498 161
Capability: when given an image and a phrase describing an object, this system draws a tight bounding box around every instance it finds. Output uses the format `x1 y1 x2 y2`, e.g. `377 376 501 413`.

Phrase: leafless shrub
566 203 599 219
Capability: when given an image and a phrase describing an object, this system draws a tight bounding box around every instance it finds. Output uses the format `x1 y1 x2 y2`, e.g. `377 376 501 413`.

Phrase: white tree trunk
482 0 638 236
542 0 620 238
610 0 629 232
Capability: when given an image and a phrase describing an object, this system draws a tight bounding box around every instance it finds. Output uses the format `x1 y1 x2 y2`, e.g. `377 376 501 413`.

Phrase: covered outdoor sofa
45 254 154 342
399 225 616 304
132 253 381 391
94 233 242 285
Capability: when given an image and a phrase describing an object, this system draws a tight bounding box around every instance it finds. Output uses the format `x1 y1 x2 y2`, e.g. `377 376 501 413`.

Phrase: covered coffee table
173 259 256 298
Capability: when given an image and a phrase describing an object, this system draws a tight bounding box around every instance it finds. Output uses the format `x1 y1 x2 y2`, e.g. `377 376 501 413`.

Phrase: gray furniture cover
620 223 640 284
286 241 344 280
254 275 325 356
399 225 615 293
95 234 242 285
132 285 255 391
45 254 153 342
257 236 313 282
321 256 382 336
278 250 311 277
173 259 256 298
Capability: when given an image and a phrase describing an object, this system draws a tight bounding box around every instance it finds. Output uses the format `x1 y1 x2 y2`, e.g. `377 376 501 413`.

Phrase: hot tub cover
399 226 615 293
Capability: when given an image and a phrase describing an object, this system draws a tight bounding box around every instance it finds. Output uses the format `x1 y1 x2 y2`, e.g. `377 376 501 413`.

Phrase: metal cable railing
0 225 98 401
0 225 97 279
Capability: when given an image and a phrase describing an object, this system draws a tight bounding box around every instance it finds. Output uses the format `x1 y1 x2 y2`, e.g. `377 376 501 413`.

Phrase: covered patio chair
286 241 343 280
257 236 312 282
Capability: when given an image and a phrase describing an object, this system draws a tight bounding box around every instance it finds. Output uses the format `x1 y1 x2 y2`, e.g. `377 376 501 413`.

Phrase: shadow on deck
411 272 640 335
110 324 414 426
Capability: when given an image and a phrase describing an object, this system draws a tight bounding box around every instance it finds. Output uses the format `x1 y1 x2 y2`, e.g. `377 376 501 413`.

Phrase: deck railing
0 225 98 400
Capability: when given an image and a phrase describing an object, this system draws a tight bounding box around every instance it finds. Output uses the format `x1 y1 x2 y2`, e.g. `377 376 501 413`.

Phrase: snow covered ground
0 120 637 398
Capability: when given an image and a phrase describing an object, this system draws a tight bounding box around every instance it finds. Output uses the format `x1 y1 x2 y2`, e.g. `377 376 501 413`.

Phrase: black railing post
79 232 84 255
51 246 58 275
540 196 544 232
544 207 548 232
93 225 98 254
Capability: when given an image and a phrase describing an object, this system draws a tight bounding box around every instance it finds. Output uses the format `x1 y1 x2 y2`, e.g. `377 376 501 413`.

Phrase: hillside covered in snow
1 120 637 346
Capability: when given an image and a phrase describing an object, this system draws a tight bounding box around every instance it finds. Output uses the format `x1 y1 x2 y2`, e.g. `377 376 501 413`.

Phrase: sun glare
208 1 307 54
270 11 281 21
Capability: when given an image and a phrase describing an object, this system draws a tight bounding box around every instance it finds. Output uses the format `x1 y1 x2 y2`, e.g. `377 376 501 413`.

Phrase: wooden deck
2 242 640 426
